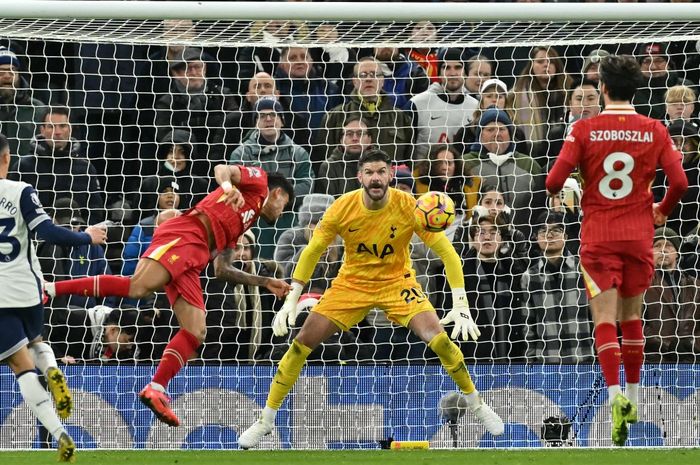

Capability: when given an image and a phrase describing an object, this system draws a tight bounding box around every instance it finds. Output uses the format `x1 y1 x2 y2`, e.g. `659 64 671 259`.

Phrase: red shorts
579 240 654 299
142 214 211 310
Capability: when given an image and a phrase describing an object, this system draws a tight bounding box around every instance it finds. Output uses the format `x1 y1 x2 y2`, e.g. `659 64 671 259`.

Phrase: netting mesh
1 10 700 450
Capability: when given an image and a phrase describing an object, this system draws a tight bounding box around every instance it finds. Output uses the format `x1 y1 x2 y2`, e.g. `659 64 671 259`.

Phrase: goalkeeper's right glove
272 281 304 337
439 288 481 341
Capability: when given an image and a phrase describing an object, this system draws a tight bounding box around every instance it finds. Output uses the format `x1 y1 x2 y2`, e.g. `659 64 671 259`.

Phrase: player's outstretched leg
239 339 313 449
428 332 504 436
29 341 72 419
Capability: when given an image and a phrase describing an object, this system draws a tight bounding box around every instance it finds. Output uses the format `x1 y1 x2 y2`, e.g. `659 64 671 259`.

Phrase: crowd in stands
2 18 700 365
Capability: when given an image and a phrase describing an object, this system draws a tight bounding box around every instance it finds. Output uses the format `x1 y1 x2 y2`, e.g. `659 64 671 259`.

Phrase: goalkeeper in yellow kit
239 150 504 448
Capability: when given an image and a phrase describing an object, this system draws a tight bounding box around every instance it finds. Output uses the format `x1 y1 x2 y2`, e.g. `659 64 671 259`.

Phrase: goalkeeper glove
272 282 304 337
439 288 481 341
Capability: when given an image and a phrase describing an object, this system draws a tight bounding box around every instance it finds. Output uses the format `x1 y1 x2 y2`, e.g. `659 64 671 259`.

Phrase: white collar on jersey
601 104 637 115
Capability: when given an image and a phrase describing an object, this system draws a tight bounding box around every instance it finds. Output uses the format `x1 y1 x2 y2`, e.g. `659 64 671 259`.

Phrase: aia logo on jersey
357 242 395 259
246 167 262 178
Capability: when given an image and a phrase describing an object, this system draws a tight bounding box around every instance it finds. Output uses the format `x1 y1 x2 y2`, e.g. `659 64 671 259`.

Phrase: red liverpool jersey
555 104 681 243
192 166 268 251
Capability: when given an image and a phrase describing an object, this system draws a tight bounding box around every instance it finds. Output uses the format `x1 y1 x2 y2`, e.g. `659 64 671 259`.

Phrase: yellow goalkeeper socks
428 331 476 395
266 339 313 410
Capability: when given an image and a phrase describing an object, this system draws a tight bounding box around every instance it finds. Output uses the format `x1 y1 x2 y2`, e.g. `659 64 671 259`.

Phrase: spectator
464 54 494 101
453 78 530 158
274 194 335 277
241 72 310 149
664 85 697 126
154 47 241 177
122 179 181 276
413 144 480 217
643 227 700 362
581 48 610 84
315 117 373 197
205 230 286 361
36 198 114 310
373 46 430 109
0 46 47 159
405 48 479 160
391 165 415 194
229 97 313 258
547 79 602 163
314 57 413 166
237 20 308 80
308 23 354 87
521 212 594 364
452 184 529 262
274 46 341 144
16 106 105 223
633 42 694 121
461 213 527 362
510 46 572 161
138 128 208 211
652 120 700 236
463 107 545 238
405 21 440 83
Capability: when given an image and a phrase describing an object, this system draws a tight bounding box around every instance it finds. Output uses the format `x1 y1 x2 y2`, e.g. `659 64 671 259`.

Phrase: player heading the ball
238 149 504 449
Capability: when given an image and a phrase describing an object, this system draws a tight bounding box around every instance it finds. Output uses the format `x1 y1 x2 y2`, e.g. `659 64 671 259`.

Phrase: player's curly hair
599 55 644 102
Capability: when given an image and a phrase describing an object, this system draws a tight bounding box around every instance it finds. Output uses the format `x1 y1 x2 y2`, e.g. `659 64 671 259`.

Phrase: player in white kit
0 133 106 462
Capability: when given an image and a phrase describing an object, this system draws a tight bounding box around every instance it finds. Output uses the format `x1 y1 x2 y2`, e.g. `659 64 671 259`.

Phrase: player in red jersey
547 55 688 446
45 164 295 426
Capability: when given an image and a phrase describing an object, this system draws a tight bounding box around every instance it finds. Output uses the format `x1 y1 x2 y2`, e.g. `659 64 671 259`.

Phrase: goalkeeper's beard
362 181 388 201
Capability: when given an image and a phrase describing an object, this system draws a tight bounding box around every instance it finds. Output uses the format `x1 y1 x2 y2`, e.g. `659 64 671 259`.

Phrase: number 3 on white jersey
598 152 634 200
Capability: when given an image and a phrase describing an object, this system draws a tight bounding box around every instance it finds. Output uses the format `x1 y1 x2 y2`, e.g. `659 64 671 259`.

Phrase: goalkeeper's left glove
439 288 481 341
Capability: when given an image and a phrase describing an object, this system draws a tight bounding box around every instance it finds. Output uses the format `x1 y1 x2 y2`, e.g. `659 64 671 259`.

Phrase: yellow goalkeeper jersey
301 188 443 285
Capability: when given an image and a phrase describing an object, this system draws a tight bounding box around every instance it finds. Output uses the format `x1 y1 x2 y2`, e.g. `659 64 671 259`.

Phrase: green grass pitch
2 449 700 465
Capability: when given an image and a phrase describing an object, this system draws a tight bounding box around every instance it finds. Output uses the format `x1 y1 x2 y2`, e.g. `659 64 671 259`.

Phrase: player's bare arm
213 164 244 208
213 248 291 299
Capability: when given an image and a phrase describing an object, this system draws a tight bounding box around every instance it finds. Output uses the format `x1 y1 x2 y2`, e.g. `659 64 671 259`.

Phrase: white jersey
0 178 50 308
409 83 479 159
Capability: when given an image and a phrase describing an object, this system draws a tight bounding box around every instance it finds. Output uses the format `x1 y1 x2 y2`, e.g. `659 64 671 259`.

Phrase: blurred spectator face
165 145 187 173
257 110 282 141
342 120 372 155
410 21 437 42
40 112 71 151
158 188 180 210
374 47 398 62
279 47 312 79
431 149 455 182
0 64 18 90
480 85 507 110
442 61 466 93
536 224 567 256
353 60 384 99
480 121 511 155
666 101 694 121
315 24 338 43
569 84 601 120
465 60 492 95
474 220 501 259
640 54 669 79
480 189 506 216
264 20 292 39
585 63 601 83
103 325 134 355
532 49 555 85
171 60 206 92
161 19 194 53
393 181 413 194
653 238 678 269
233 234 254 262
246 72 279 105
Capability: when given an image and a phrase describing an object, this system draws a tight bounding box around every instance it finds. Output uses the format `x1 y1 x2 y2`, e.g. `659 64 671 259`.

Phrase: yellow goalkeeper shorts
311 274 435 331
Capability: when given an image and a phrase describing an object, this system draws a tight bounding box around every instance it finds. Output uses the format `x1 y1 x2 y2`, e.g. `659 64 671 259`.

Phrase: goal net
1 1 699 450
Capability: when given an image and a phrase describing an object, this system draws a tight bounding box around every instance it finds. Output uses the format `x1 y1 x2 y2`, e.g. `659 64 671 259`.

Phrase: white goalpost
1 0 699 450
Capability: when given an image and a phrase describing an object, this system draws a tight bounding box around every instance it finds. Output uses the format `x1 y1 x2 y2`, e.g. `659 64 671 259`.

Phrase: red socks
152 329 201 389
620 319 644 384
54 275 131 298
595 322 621 387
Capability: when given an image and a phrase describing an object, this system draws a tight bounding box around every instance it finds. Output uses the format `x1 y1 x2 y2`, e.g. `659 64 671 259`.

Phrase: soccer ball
414 191 456 232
